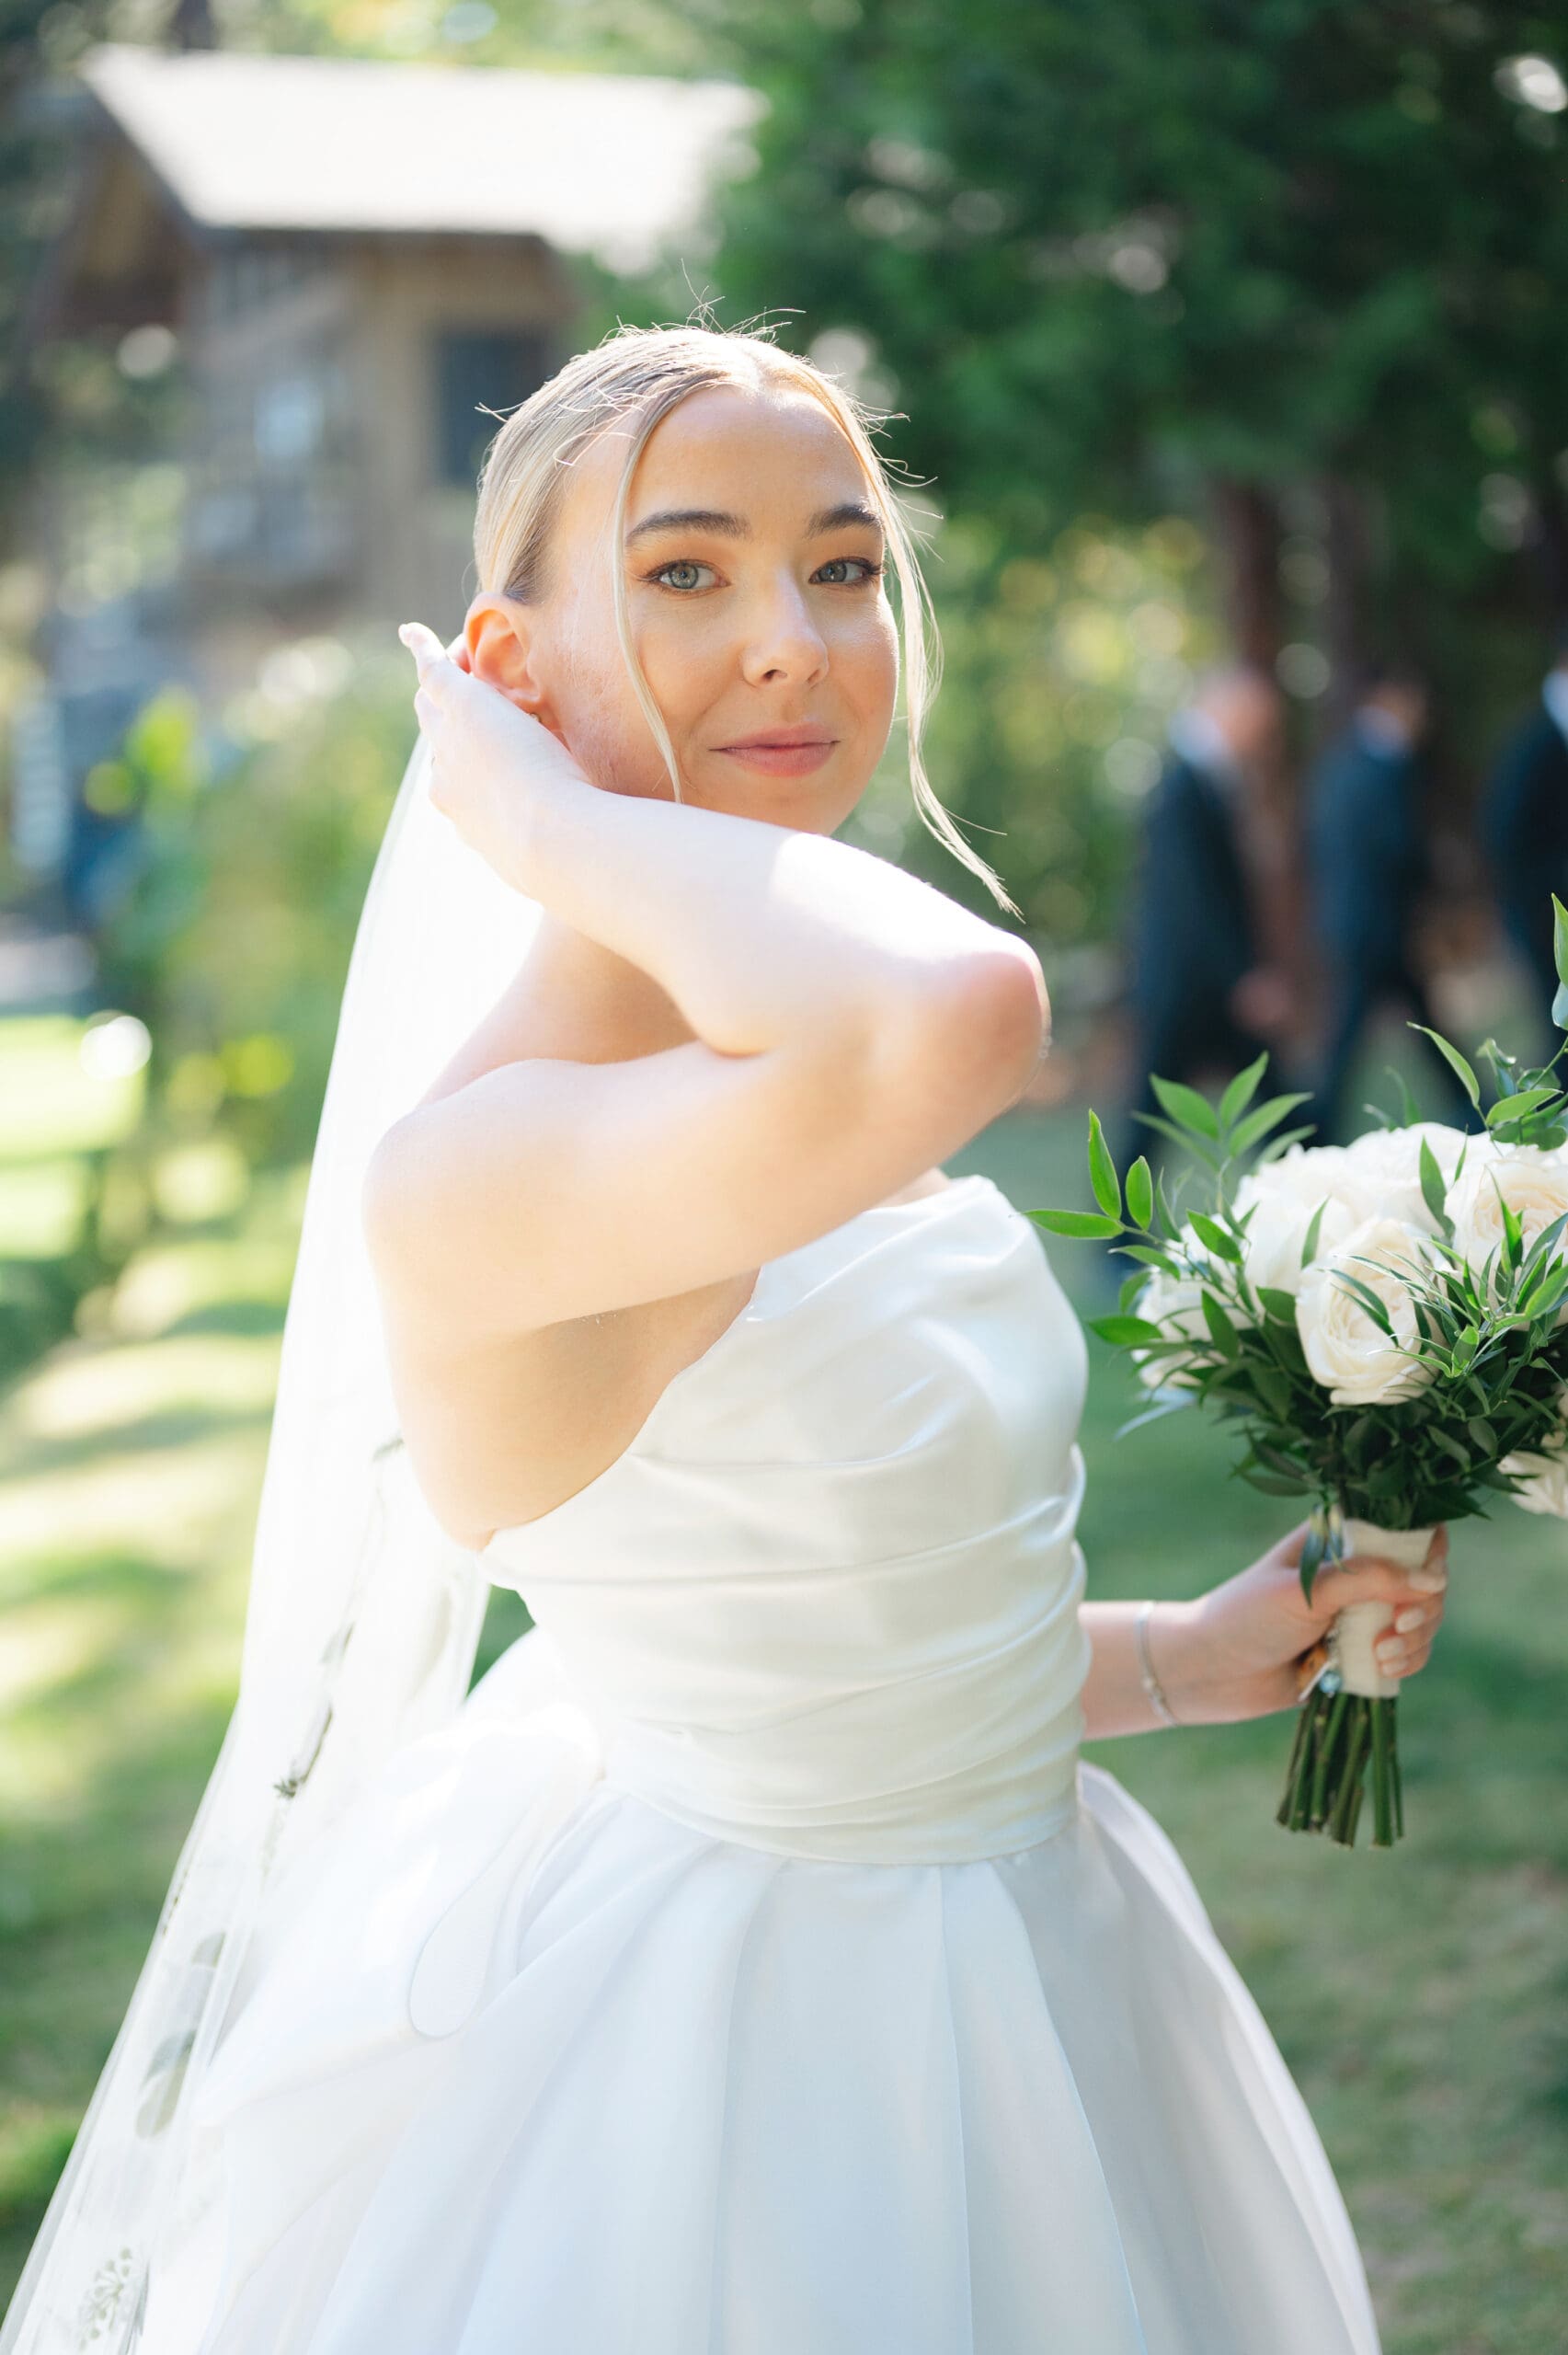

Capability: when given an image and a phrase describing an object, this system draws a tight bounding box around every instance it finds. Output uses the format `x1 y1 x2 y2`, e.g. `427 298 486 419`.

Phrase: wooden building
13 44 758 891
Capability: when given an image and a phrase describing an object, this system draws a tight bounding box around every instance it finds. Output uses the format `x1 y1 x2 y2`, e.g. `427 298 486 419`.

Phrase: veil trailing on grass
1 732 539 2353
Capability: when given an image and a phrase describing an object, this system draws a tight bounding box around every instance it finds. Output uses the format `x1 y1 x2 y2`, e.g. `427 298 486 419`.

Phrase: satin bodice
482 1175 1092 1863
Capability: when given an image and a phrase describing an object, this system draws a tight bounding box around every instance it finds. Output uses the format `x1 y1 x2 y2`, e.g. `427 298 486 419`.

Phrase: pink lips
715 727 838 778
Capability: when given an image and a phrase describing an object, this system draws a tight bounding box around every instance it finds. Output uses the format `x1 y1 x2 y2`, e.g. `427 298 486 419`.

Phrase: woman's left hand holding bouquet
1150 1520 1449 1727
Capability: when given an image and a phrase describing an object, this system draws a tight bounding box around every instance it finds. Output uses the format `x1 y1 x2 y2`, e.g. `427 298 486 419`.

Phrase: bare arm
1080 1524 1449 1740
363 631 1047 1332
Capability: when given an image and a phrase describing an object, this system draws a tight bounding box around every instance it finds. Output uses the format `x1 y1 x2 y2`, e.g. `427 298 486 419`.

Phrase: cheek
837 601 899 735
554 633 673 798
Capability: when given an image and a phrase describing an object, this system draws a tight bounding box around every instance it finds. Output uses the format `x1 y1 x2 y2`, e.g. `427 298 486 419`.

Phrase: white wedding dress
143 1173 1380 2353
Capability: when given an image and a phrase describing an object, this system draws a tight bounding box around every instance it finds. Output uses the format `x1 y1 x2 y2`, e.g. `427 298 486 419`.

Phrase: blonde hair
472 321 1016 915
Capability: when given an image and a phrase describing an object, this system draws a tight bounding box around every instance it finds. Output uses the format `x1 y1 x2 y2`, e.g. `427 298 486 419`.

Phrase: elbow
878 942 1048 1120
963 942 1049 1107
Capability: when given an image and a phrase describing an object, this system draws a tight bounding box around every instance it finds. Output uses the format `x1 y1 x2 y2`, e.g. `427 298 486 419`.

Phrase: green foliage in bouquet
1031 897 1568 1851
1053 1072 1568 1538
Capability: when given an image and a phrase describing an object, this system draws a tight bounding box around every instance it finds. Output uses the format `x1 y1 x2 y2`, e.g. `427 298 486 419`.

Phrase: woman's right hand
399 621 590 883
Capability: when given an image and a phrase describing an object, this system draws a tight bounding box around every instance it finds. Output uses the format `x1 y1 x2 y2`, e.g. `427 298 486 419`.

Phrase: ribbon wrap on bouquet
1328 1521 1439 1698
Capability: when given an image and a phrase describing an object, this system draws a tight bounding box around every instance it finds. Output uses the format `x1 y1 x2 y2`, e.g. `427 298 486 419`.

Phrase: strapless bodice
482 1176 1091 1863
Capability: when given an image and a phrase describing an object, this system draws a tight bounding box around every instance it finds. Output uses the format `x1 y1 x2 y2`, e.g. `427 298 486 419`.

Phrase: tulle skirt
143 1638 1380 2355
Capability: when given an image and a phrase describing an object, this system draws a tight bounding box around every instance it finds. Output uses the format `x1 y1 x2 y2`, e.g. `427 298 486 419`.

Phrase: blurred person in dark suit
1305 666 1469 1141
1482 632 1568 1029
1122 667 1292 1167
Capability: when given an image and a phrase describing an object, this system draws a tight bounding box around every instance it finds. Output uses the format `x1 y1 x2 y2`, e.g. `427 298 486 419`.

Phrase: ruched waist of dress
580 1594 1092 1865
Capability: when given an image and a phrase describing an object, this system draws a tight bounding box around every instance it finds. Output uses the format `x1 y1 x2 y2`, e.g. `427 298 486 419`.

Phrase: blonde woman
7 327 1449 2355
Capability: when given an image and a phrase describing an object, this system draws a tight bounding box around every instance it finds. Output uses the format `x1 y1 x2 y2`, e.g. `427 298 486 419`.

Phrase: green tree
703 1 1568 692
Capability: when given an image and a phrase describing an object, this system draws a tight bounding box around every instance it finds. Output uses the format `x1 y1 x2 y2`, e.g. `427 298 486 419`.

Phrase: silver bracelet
1135 1600 1179 1728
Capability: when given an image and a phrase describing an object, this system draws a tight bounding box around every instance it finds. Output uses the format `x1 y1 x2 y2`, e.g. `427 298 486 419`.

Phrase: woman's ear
465 596 561 731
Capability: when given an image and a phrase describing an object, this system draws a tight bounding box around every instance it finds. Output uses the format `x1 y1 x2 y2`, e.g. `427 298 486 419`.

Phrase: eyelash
645 556 885 594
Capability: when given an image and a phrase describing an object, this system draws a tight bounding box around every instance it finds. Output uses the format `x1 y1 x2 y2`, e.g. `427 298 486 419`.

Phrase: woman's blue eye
814 557 881 585
655 560 713 592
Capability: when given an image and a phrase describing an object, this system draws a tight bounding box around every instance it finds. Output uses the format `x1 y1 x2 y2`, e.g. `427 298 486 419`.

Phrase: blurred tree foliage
702 0 1567 677
94 657 411 1166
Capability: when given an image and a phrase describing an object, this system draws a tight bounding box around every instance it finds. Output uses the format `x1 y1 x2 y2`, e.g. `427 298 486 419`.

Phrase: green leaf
1132 1112 1224 1173
1516 1210 1568 1292
1553 980 1568 1033
1333 1271 1394 1336
1115 1242 1180 1271
1555 893 1568 990
1299 1514 1327 1604
1150 1074 1219 1139
1418 1137 1452 1235
1088 1314 1164 1346
1408 1024 1481 1110
1188 1212 1243 1263
1241 1469 1310 1498
1027 1208 1123 1239
1086 1109 1121 1219
1200 1289 1240 1357
1228 1093 1312 1159
1485 1086 1561 1128
1219 1051 1270 1132
1255 1285 1299 1323
1499 1188 1524 1270
1115 1395 1196 1439
1300 1200 1327 1268
1124 1155 1153 1230
1254 1125 1317 1166
1484 1042 1517 1097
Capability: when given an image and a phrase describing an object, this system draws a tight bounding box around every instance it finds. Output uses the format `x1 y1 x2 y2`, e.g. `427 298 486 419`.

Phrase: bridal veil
1 732 537 2353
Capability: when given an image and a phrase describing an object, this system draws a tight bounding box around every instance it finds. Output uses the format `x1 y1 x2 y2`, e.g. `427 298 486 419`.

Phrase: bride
5 323 1450 2355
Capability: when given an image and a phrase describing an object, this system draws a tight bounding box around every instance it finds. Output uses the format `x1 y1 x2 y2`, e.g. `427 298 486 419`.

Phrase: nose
739 572 830 690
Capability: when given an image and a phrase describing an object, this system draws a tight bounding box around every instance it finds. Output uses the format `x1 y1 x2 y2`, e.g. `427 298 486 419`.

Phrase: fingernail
1409 1567 1447 1592
1393 1606 1426 1634
1377 1639 1409 1668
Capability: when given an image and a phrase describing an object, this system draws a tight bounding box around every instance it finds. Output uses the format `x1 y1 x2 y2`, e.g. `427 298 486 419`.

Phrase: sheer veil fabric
2 737 537 2353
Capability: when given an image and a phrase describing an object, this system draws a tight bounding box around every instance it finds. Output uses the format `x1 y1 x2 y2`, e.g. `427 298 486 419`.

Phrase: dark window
435 329 553 487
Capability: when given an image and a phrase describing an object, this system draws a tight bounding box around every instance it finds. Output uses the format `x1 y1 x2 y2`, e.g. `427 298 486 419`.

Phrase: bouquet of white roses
1034 900 1568 1849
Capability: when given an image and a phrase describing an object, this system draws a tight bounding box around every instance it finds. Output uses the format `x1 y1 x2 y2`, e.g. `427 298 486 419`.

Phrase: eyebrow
624 500 885 546
807 500 882 537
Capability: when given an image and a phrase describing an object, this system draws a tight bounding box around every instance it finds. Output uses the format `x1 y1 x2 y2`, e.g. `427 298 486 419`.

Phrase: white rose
1134 1248 1212 1391
1234 1146 1357 1294
1500 1443 1568 1518
1296 1215 1435 1407
1338 1122 1471 1233
1448 1139 1568 1281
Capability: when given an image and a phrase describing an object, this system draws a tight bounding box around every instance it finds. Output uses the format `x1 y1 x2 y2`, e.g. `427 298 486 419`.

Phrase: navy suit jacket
1128 755 1255 1026
1482 705 1568 997
1306 729 1425 970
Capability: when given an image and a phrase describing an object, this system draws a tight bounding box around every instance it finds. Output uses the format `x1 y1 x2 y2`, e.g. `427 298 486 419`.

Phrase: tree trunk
1322 473 1372 724
1209 477 1284 673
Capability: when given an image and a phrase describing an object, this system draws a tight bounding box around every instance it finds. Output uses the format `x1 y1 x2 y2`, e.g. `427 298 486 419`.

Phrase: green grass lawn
2 1084 1566 2351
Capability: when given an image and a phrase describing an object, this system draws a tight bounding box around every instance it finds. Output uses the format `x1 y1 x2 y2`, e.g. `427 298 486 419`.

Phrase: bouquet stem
1276 1517 1435 1850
